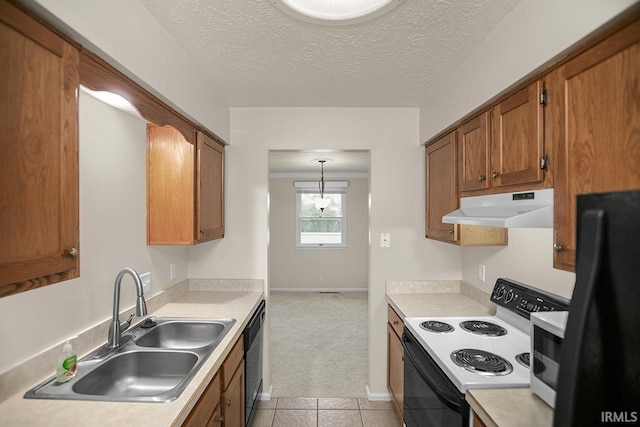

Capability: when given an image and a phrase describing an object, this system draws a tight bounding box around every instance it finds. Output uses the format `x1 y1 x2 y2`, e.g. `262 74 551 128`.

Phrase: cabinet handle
226 399 231 407
492 171 499 179
68 248 79 259
200 229 205 234
392 320 399 326
478 175 486 182
554 244 563 253
448 229 453 235
217 415 224 425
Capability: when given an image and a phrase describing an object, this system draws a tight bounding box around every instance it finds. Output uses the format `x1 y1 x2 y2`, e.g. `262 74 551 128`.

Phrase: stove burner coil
459 320 508 337
451 349 513 376
516 352 530 368
419 320 454 333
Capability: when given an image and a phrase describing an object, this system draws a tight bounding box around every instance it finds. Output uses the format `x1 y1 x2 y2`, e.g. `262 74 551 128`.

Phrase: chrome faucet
106 267 148 349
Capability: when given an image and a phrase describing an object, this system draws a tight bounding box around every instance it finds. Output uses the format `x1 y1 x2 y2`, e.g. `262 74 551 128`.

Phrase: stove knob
495 286 506 300
505 289 514 303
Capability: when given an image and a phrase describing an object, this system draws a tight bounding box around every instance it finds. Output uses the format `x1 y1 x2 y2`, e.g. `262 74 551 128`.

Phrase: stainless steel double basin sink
25 317 236 403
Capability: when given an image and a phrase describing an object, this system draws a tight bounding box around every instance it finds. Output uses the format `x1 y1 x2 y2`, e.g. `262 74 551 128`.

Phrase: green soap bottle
56 340 77 383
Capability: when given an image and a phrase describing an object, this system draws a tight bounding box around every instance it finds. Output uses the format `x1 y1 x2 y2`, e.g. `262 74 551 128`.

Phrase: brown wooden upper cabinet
459 81 546 195
426 132 508 246
0 1 80 297
426 132 458 242
550 18 640 271
459 113 491 192
147 125 225 245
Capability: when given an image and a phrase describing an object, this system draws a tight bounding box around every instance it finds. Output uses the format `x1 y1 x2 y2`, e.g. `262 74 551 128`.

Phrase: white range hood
442 189 554 228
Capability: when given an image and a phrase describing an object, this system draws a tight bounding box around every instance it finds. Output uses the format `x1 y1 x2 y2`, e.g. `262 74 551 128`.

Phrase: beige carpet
269 291 368 398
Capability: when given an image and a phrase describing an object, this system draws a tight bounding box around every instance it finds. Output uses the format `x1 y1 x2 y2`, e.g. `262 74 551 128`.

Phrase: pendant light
314 160 331 212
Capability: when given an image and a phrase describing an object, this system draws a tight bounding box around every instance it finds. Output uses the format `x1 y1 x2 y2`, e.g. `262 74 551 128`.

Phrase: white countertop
467 388 553 427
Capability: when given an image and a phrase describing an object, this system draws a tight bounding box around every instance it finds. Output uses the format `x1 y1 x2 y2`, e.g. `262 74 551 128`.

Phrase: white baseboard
366 385 391 401
259 384 273 400
270 288 368 292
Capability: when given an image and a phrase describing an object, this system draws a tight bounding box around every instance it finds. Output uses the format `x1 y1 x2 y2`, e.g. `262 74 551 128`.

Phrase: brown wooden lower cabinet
183 335 244 427
473 412 488 427
387 305 404 421
182 372 223 427
222 359 245 427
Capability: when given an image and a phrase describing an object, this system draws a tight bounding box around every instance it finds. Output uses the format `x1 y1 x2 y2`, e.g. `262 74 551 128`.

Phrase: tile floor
253 398 402 427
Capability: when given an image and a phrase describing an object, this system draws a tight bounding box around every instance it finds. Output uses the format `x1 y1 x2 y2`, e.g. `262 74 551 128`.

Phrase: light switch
140 272 151 293
478 264 486 282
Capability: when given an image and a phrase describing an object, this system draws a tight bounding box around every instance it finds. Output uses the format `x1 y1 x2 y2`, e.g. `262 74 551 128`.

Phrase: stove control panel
490 278 570 320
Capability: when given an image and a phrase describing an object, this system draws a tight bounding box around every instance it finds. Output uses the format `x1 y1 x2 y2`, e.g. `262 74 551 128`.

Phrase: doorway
267 149 370 398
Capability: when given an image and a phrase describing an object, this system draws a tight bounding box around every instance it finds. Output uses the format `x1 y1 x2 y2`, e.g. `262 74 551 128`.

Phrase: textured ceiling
140 0 522 107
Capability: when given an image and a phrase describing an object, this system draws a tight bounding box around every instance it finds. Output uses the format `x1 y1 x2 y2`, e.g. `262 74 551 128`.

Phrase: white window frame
295 181 348 249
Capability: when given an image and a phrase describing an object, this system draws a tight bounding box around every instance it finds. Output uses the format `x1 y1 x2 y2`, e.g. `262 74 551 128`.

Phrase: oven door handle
401 332 463 413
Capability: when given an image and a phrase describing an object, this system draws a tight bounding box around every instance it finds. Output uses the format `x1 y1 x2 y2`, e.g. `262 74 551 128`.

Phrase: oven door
402 328 469 427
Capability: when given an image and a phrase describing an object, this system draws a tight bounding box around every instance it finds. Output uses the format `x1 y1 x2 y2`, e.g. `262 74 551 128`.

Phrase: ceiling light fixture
314 160 331 212
273 0 403 25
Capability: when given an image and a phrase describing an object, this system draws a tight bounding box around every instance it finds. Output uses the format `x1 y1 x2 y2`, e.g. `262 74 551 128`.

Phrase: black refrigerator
555 190 640 426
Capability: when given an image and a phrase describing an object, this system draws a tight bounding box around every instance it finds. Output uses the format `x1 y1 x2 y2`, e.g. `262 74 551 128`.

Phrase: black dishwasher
244 300 265 427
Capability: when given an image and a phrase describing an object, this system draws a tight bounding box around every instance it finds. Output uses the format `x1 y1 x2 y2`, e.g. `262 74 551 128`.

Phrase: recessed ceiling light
272 0 403 25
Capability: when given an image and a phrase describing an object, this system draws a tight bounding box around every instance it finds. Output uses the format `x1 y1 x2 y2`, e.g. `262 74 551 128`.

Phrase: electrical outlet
478 264 486 282
380 232 391 248
319 275 325 283
140 272 151 293
170 263 176 281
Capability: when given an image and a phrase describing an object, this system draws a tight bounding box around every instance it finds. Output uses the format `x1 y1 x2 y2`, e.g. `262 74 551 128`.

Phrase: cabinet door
459 113 490 192
387 323 404 420
551 20 640 271
196 132 224 242
0 1 79 296
491 81 544 188
147 125 195 245
208 404 223 427
426 132 458 242
222 359 245 427
183 372 221 427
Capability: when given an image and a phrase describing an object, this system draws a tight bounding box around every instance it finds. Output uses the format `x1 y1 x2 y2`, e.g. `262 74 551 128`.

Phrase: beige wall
0 93 189 374
188 107 463 397
269 177 369 290
462 229 575 300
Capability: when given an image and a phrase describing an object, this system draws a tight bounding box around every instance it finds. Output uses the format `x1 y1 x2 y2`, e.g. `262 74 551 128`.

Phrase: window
295 182 348 248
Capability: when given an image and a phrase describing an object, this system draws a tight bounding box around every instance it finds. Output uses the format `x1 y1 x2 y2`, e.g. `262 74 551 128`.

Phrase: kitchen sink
135 319 228 349
24 317 236 403
72 351 198 398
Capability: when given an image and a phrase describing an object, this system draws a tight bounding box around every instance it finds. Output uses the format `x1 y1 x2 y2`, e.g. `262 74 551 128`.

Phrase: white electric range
401 278 569 427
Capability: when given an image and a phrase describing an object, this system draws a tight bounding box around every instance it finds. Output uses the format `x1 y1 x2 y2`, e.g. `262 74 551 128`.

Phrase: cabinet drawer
222 335 244 390
388 305 404 338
